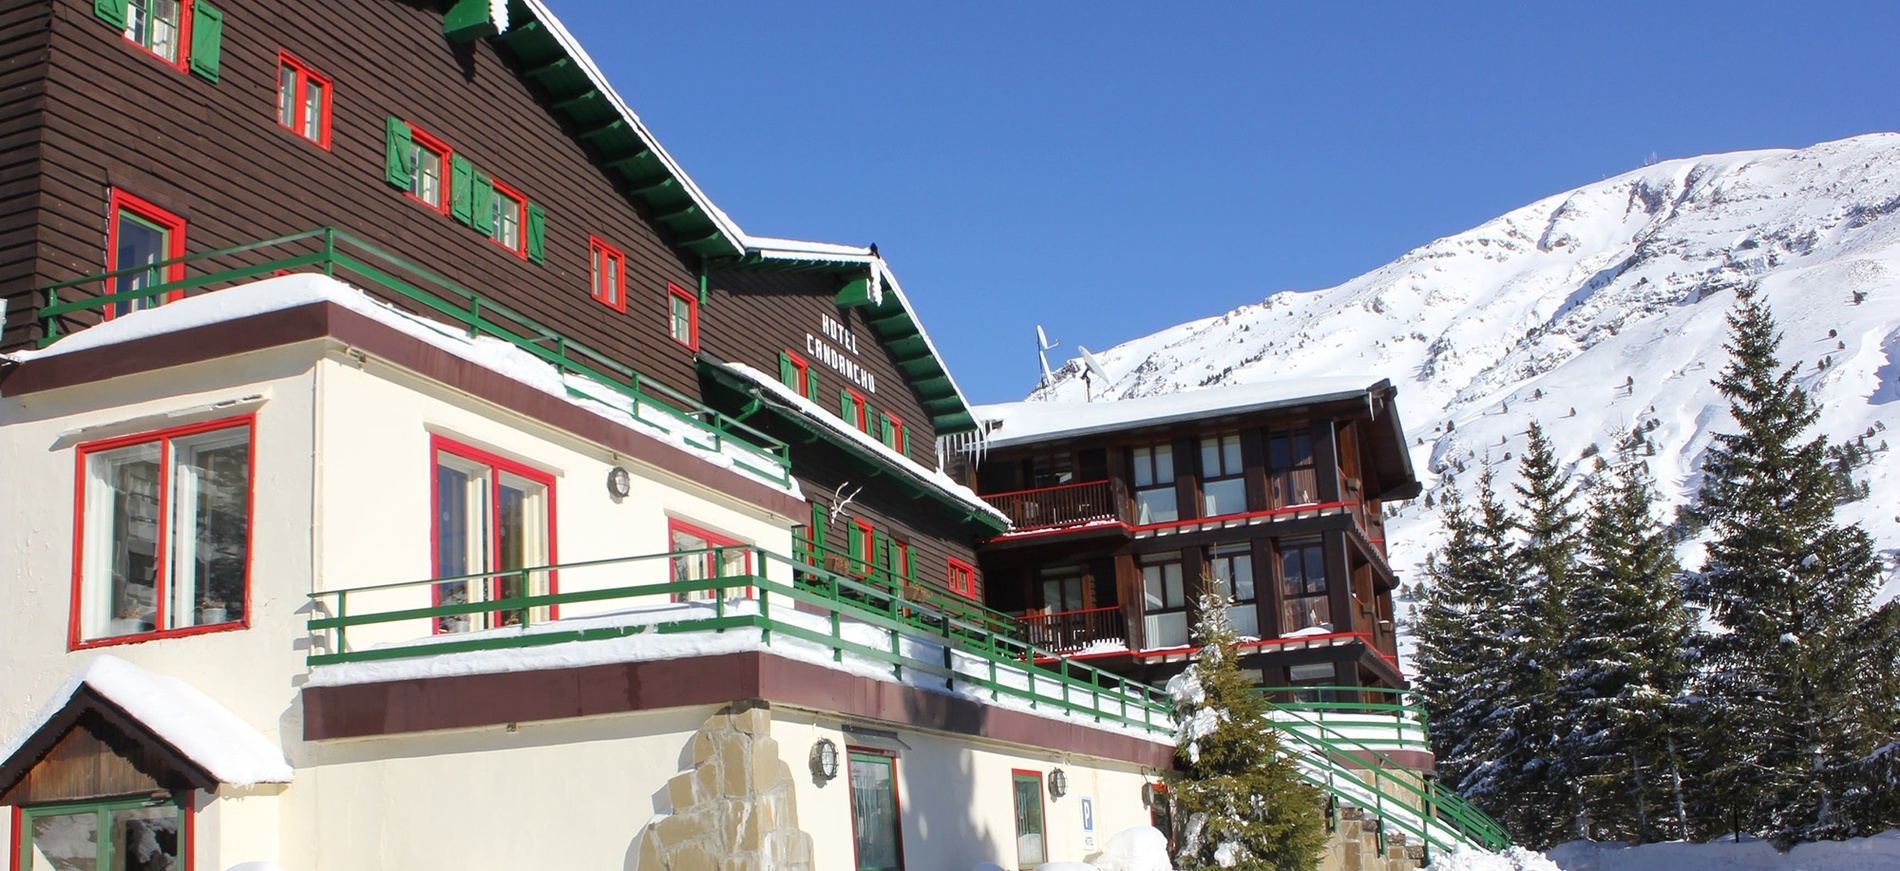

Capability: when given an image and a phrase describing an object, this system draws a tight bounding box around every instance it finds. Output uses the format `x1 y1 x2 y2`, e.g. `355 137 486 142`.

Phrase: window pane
149 0 179 60
108 804 180 871
671 295 693 342
1133 447 1153 488
1199 440 1219 477
1203 478 1246 517
1223 436 1243 472
1292 432 1314 466
1163 562 1184 607
29 808 99 871
1135 488 1177 524
84 442 164 640
1152 444 1174 483
114 213 169 313
302 80 325 141
1282 592 1332 634
412 146 441 205
277 66 298 128
1269 435 1288 470
1229 601 1259 638
169 428 250 629
492 473 546 625
433 458 481 633
1231 554 1254 601
849 755 902 871
1142 565 1163 611
1144 611 1189 648
1013 776 1045 868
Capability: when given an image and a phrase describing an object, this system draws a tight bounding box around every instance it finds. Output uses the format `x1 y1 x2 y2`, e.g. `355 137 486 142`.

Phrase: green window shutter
846 523 863 567
804 372 821 404
873 532 891 573
470 171 494 234
778 352 795 389
525 203 546 263
810 505 827 551
839 388 852 421
384 117 412 188
94 0 128 30
904 546 914 580
187 1 224 82
900 427 909 458
878 412 892 447
450 155 474 223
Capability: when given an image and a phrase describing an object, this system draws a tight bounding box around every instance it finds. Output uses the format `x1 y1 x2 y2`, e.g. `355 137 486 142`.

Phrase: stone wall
634 703 815 871
1319 806 1426 871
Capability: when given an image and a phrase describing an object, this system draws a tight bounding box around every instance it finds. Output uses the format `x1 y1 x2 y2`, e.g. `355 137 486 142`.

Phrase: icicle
489 0 510 34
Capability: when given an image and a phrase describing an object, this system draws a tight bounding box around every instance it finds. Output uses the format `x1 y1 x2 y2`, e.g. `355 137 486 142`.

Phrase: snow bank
1427 845 1562 871
1090 826 1173 871
1544 831 1900 871
0 656 292 786
977 377 1382 448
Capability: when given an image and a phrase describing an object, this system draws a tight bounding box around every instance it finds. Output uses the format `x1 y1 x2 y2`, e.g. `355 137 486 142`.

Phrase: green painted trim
834 276 874 308
442 0 498 41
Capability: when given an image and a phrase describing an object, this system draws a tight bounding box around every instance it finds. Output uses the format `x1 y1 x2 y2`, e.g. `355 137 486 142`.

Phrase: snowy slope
1027 134 1900 614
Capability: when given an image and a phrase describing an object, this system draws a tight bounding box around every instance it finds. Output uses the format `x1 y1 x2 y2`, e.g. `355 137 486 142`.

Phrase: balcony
1020 606 1127 654
29 227 792 488
980 479 1127 532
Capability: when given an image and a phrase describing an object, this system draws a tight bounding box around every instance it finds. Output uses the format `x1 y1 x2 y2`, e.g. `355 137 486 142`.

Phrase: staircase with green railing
31 227 791 487
1256 685 1511 855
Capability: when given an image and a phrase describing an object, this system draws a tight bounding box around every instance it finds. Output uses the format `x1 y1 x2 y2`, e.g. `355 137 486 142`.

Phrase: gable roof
0 656 293 792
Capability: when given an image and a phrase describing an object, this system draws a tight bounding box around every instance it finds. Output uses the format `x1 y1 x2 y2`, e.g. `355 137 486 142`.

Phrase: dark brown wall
0 0 52 340
11 0 704 405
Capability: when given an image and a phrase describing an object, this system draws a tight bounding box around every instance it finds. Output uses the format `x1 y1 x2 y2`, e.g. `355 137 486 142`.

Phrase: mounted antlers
829 482 863 527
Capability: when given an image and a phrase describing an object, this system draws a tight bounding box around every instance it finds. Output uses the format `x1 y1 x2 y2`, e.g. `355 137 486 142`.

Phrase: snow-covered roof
976 377 1393 449
10 274 800 498
709 358 1008 527
0 656 292 787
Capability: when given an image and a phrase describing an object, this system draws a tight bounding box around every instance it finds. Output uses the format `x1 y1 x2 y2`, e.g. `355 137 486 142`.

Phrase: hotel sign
806 313 877 394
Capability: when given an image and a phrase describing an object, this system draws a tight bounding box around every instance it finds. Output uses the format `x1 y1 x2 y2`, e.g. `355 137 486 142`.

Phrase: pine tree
1557 459 1694 843
1168 583 1326 870
1683 285 1891 846
1504 422 1581 846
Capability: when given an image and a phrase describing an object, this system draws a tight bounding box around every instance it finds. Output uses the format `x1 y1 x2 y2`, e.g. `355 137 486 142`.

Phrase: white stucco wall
771 708 1164 870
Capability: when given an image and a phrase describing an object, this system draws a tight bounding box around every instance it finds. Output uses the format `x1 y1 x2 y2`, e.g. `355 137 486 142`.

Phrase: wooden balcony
980 479 1128 532
1020 606 1128 653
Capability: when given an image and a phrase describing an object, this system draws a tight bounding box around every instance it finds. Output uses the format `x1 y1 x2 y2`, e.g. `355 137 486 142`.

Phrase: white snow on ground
1543 830 1900 871
1428 845 1564 871
1088 826 1174 871
12 274 799 496
1025 134 1900 637
721 360 1009 524
306 595 1174 742
0 656 291 786
976 377 1384 449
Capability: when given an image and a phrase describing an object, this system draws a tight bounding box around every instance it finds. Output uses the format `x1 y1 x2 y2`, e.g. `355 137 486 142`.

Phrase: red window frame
892 538 911 582
430 436 560 629
885 411 905 452
487 178 528 258
120 0 195 73
1011 769 1047 870
403 124 453 215
851 518 875 577
589 236 627 312
105 189 187 320
68 414 257 650
846 746 906 871
845 388 868 432
786 351 812 395
947 557 976 598
668 518 754 601
667 282 699 350
275 50 332 149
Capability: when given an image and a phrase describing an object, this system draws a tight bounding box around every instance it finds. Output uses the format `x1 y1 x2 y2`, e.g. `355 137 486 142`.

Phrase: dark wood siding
13 0 707 404
0 0 52 342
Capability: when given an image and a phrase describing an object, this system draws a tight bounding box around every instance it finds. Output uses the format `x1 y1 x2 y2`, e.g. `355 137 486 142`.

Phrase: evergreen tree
1503 422 1581 846
1557 459 1695 843
1168 583 1326 870
1683 285 1891 846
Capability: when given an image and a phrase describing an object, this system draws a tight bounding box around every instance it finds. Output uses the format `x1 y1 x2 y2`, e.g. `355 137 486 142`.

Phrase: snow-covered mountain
1030 133 1900 606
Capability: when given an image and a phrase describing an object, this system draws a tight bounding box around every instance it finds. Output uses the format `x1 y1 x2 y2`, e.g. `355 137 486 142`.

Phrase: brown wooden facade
0 0 991 594
966 383 1422 691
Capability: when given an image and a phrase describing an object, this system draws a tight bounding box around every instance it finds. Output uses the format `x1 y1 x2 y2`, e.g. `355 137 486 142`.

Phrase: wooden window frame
668 518 754 601
946 557 975 598
844 388 868 433
69 415 256 650
667 282 699 350
121 0 193 71
105 189 187 320
846 747 905 871
1199 432 1247 517
13 793 196 870
487 178 528 258
275 50 332 149
1277 537 1330 633
892 538 911 583
402 124 453 215
785 351 811 396
849 518 875 578
589 236 626 312
429 436 559 632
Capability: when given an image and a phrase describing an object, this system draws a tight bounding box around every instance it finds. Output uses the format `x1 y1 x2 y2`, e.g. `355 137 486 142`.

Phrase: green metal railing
1258 685 1432 754
35 227 791 485
1254 688 1511 853
790 533 1027 644
305 545 1174 735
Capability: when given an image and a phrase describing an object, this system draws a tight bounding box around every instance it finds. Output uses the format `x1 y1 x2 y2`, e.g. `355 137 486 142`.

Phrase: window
947 558 975 598
1200 432 1247 516
669 519 752 602
1210 542 1258 638
74 416 252 647
878 411 906 455
17 794 190 869
667 282 698 349
779 350 813 397
1037 562 1087 613
1279 538 1330 634
488 180 526 256
1267 429 1319 507
96 0 221 78
1131 443 1178 524
124 0 187 64
892 538 912 582
847 518 874 577
1140 553 1187 649
840 388 868 432
589 237 626 312
1011 770 1047 869
848 749 904 871
395 122 451 214
1029 453 1073 489
432 438 555 632
275 51 331 148
105 190 186 318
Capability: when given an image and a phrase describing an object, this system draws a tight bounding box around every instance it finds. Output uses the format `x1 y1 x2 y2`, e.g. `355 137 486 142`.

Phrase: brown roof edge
301 650 1177 770
3 301 804 519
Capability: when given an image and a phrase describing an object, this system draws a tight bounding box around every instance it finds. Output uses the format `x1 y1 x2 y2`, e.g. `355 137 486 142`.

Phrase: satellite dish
1035 325 1060 385
1078 345 1110 402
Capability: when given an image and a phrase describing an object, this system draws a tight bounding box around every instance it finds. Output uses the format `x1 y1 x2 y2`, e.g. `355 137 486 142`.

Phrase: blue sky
552 1 1900 405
